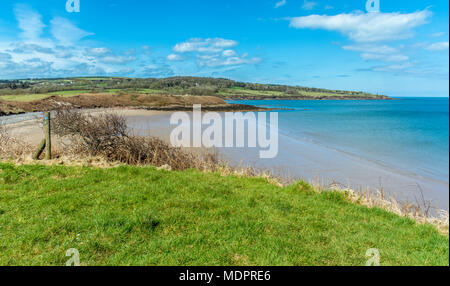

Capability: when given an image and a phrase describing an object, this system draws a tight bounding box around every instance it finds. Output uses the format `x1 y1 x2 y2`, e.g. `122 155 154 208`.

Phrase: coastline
220 95 393 100
125 110 449 211
0 90 392 117
2 107 448 211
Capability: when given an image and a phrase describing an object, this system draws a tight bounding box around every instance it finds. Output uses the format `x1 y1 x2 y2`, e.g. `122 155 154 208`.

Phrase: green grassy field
0 90 91 102
0 89 171 102
0 163 447 266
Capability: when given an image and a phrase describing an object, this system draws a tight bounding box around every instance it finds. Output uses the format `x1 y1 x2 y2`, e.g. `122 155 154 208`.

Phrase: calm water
227 98 449 186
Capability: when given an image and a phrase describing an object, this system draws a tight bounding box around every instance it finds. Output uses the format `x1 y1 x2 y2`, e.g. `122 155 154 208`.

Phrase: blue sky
0 0 448 97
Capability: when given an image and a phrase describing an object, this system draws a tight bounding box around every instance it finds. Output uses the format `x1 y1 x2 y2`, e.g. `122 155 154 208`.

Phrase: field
0 90 91 102
0 77 389 104
0 163 447 266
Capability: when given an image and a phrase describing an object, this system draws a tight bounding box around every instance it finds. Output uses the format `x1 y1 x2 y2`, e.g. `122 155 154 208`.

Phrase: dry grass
0 121 33 160
309 178 449 235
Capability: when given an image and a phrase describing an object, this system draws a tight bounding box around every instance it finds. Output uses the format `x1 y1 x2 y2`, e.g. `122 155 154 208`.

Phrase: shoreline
0 91 392 117
220 95 393 100
125 110 449 211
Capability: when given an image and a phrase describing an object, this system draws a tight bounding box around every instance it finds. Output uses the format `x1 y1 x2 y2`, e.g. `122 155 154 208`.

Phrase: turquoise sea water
227 98 449 186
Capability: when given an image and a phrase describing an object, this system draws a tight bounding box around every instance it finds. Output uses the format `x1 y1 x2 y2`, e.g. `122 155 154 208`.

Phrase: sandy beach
2 108 448 211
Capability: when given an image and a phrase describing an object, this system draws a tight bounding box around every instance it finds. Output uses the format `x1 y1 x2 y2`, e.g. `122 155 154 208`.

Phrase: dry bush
0 122 8 153
52 108 128 154
111 136 218 170
52 109 218 171
0 121 33 159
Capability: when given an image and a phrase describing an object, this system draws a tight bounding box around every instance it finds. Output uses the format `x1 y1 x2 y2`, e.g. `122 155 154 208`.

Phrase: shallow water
228 98 449 185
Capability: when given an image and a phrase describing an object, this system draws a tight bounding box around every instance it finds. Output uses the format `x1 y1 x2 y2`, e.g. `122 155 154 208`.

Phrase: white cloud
302 1 317 10
289 10 431 42
170 38 260 69
99 55 136 64
425 42 449 51
222 49 238 57
2 6 259 79
50 17 93 45
173 38 238 53
0 7 135 79
360 53 408 62
372 62 413 72
14 4 45 41
167 54 183 61
343 44 408 62
10 43 53 54
197 53 261 68
275 0 287 8
86 47 111 56
343 44 398 54
142 64 174 78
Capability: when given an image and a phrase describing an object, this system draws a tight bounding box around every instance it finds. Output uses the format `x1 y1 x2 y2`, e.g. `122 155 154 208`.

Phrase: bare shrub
52 109 218 171
0 121 33 159
53 109 128 154
0 122 9 152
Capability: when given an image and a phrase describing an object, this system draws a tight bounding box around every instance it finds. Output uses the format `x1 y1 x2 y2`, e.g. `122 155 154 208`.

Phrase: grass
137 88 168 94
0 90 90 102
0 89 170 102
0 162 448 266
218 88 286 97
218 88 379 98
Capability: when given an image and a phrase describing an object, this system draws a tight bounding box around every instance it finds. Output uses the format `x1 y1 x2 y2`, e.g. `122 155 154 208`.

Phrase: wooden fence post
44 112 51 160
32 139 46 160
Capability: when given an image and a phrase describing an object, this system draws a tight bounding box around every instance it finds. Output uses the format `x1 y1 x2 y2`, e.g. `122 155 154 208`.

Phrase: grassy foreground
0 163 448 266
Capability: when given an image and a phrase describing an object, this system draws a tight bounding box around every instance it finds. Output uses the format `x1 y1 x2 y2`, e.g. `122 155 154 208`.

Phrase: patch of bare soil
0 93 266 115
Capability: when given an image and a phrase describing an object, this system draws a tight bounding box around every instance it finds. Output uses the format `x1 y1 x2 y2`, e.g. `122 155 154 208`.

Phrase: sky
0 0 448 97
